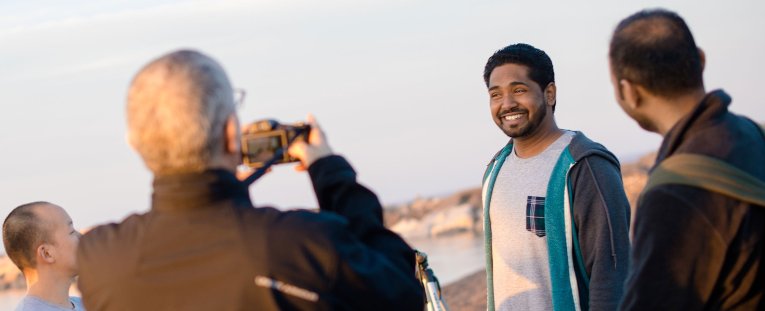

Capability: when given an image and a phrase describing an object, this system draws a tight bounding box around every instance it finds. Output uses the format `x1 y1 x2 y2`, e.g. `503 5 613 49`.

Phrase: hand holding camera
287 115 333 171
241 114 333 173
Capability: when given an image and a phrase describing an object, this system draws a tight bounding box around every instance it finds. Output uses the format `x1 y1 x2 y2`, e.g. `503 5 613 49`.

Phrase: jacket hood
492 131 622 168
568 131 622 168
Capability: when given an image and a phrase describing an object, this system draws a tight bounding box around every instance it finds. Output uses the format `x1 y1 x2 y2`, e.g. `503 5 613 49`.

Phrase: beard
499 99 548 138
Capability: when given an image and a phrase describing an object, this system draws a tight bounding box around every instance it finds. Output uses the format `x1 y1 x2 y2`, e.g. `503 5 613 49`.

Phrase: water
406 234 485 285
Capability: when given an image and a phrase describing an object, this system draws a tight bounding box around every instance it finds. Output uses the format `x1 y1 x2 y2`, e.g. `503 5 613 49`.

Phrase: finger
287 141 307 158
235 165 255 181
306 114 323 135
305 114 326 144
294 163 306 172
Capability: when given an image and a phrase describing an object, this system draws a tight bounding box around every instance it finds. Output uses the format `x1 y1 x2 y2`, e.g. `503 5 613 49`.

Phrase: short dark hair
2 202 52 271
483 43 555 110
609 8 703 97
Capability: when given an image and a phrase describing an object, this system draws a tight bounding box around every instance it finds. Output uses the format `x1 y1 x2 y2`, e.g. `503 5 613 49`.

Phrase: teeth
504 114 523 121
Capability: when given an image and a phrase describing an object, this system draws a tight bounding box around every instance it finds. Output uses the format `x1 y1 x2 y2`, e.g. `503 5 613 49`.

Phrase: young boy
3 202 85 310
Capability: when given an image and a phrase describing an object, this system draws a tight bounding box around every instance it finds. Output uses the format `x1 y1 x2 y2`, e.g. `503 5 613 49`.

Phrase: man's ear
37 244 55 264
544 82 557 108
619 79 641 110
224 114 240 155
698 48 706 72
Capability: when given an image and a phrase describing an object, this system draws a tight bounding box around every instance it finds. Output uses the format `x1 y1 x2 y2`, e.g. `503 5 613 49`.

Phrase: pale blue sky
1 0 763 234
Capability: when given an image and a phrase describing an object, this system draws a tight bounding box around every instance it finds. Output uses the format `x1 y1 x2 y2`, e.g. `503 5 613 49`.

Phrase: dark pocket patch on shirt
526 196 546 237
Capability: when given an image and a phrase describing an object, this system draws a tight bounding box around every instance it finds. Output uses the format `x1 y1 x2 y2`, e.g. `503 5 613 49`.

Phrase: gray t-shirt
15 296 85 311
488 131 574 311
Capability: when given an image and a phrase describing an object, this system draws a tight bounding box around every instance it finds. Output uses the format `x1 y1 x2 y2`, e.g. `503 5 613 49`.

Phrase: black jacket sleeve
307 155 424 310
570 155 632 311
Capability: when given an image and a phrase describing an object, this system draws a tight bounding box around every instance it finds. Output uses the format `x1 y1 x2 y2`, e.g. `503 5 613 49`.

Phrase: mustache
498 107 528 116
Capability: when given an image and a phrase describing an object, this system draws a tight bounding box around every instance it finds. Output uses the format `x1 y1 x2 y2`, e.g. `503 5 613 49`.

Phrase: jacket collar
151 169 252 212
655 89 731 164
494 131 622 169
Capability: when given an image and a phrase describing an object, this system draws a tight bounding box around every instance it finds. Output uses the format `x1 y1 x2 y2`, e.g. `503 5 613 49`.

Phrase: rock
429 204 475 237
385 188 483 239
620 151 655 221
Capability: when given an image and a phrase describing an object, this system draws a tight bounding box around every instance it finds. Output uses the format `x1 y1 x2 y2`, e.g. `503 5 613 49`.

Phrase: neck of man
651 87 707 136
24 268 74 309
512 116 564 159
208 152 239 174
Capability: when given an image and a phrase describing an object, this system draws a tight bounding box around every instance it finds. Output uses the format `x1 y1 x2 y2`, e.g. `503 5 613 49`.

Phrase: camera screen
245 135 284 163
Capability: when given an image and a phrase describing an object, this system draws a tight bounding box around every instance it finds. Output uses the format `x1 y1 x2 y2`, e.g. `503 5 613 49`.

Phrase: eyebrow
488 81 529 91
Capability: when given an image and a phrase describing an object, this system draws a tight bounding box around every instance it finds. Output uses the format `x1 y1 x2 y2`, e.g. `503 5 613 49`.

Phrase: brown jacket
621 90 765 310
77 156 424 310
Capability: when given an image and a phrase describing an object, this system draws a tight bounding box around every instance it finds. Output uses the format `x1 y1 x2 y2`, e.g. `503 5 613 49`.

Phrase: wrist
305 147 333 168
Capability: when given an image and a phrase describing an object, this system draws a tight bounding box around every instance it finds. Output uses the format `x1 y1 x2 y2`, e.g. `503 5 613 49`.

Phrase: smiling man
481 43 631 311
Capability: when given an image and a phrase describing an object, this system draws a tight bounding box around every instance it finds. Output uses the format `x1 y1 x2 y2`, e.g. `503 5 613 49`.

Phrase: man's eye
514 89 526 94
490 93 501 99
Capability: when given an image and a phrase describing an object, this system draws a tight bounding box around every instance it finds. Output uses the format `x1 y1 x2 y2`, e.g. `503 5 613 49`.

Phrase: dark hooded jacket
77 155 424 311
621 90 765 310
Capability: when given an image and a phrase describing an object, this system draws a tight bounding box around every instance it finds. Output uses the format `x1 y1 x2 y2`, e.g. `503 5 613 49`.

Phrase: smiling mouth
502 113 525 121
502 114 524 121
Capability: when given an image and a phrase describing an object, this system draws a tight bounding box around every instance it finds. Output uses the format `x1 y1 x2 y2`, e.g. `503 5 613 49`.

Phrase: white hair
127 50 236 175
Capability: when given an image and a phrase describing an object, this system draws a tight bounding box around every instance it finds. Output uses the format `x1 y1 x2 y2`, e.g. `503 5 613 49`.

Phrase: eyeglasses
233 88 246 109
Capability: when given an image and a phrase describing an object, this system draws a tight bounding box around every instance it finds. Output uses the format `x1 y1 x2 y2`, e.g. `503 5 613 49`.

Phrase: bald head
609 9 703 97
127 50 237 175
3 202 56 270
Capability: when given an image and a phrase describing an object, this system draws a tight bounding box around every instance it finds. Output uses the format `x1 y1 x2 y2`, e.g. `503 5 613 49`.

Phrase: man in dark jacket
610 9 765 310
76 50 424 310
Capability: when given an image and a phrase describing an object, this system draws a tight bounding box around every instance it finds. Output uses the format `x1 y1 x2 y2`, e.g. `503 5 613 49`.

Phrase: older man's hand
288 114 334 171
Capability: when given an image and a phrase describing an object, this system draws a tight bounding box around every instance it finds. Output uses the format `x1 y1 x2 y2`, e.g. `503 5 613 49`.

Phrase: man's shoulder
567 131 619 165
242 204 346 225
238 208 351 271
79 213 148 262
269 209 348 237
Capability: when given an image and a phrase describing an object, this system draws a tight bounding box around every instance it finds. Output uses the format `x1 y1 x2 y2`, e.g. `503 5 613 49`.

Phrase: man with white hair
76 50 423 310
